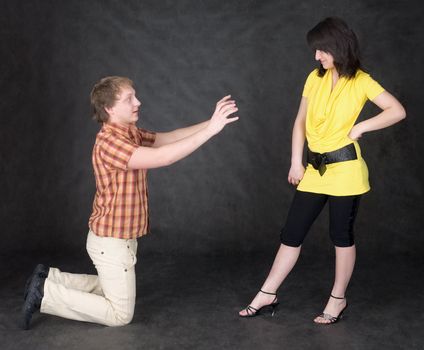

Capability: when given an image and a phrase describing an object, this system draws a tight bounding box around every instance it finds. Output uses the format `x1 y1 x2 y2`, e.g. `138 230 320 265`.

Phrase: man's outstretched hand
207 95 239 136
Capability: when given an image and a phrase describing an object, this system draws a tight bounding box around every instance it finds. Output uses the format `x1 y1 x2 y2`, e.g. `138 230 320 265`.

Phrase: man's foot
239 290 278 317
21 268 46 330
314 294 347 324
24 264 48 300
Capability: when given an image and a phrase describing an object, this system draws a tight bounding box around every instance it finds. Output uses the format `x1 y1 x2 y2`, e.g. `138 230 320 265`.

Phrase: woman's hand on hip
288 163 305 186
348 123 364 141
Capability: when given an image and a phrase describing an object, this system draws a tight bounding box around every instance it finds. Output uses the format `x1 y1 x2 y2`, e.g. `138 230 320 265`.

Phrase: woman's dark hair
307 17 363 78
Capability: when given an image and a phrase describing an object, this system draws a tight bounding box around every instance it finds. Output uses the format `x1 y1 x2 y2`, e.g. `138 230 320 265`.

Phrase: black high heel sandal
314 294 348 325
240 290 279 318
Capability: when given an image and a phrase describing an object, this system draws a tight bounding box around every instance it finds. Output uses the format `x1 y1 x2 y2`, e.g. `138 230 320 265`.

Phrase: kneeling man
22 76 238 329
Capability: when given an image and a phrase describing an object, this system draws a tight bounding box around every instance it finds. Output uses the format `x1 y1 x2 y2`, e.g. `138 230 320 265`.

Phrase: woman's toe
314 316 328 324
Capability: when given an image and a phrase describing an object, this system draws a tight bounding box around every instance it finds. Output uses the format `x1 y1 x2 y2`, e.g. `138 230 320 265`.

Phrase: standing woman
239 17 406 324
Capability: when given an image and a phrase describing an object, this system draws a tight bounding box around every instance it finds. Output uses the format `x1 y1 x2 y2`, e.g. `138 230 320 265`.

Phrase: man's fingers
217 100 236 112
223 110 239 119
217 95 232 105
220 106 238 116
226 116 239 124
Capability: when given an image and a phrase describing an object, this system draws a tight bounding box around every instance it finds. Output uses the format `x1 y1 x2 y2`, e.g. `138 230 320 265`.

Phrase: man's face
106 85 141 125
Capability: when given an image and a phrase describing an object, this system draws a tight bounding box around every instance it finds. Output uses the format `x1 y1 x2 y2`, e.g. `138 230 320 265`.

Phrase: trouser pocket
86 231 138 271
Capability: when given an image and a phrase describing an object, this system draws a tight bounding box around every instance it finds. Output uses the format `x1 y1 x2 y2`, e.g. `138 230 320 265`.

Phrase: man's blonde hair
90 76 134 123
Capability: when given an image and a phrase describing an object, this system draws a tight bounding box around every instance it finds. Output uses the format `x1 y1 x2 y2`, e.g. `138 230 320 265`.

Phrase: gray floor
1 250 423 350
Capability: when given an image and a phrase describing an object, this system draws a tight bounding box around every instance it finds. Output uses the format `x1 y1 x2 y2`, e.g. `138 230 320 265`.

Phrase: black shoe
24 264 48 300
21 270 46 330
239 290 279 318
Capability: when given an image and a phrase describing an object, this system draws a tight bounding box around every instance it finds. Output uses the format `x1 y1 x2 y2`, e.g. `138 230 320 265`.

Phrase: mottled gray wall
1 0 423 257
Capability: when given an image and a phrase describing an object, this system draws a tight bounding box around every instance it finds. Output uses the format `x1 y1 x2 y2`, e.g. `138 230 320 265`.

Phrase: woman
239 17 406 324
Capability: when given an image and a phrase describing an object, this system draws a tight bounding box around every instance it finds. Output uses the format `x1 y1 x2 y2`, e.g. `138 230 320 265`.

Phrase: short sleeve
302 69 318 98
99 134 138 171
138 128 156 147
360 73 385 101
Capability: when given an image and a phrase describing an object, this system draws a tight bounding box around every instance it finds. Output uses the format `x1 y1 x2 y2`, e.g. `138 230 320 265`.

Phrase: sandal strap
319 313 338 323
260 290 278 304
245 305 258 316
330 294 345 300
260 289 277 296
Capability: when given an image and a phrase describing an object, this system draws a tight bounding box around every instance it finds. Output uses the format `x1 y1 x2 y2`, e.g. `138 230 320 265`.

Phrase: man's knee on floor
118 310 134 326
108 309 134 327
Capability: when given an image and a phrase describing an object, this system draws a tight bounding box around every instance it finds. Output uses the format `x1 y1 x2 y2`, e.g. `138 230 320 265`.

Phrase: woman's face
315 49 335 70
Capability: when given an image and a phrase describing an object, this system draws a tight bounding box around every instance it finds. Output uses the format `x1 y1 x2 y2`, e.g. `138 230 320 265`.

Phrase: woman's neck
331 68 339 80
331 68 339 90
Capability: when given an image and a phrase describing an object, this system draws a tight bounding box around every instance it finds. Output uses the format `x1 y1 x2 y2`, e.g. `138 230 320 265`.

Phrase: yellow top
297 69 385 196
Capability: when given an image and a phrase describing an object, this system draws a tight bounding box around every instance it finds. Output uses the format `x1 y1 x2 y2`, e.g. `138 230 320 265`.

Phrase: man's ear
104 106 113 116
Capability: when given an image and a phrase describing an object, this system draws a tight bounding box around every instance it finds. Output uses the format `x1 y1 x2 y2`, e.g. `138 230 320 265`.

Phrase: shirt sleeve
138 128 156 147
361 73 385 101
302 69 318 98
99 134 138 171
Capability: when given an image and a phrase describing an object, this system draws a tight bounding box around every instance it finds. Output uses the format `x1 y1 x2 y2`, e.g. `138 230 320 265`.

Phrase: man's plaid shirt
89 122 156 239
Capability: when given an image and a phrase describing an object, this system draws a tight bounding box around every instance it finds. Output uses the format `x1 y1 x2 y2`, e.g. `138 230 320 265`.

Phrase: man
21 76 238 329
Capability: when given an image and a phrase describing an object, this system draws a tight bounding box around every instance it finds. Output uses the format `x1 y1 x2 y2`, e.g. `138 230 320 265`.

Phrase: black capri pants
280 190 361 248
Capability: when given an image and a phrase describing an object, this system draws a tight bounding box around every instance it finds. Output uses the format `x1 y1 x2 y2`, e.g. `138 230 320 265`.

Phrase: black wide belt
307 143 357 176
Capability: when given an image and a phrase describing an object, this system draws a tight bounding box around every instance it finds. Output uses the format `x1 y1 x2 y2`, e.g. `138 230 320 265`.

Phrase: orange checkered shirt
89 122 156 239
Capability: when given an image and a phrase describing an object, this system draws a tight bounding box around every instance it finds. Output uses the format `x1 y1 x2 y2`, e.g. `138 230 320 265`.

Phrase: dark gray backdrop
1 0 423 258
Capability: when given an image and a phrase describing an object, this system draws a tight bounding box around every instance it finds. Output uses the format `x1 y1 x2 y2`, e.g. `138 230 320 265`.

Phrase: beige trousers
40 230 138 326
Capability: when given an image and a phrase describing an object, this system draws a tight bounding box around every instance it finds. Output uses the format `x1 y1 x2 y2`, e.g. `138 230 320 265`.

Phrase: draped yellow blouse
297 69 385 196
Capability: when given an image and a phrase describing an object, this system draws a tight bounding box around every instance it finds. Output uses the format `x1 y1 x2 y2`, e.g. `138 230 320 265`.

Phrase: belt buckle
314 153 327 176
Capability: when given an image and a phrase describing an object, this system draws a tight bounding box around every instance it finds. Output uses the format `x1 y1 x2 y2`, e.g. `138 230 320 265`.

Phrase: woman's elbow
398 105 407 120
391 103 406 122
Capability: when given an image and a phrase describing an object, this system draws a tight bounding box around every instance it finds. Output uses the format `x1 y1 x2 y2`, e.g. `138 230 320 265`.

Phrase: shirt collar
103 122 138 139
